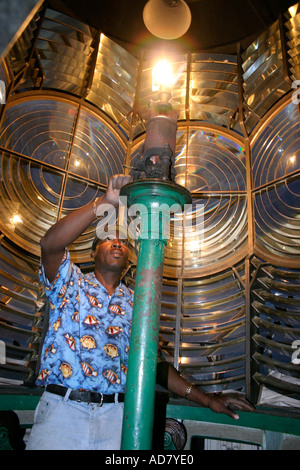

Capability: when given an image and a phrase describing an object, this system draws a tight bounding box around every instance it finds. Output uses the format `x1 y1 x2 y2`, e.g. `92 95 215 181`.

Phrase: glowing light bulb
152 59 174 91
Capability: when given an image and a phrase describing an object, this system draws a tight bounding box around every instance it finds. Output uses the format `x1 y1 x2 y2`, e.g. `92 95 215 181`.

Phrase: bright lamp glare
10 214 22 224
152 60 173 91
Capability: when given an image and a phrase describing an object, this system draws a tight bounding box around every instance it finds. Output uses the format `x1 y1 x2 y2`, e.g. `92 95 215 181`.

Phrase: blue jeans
26 391 124 450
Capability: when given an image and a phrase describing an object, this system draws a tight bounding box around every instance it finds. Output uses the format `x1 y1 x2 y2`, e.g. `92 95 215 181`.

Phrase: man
26 174 254 450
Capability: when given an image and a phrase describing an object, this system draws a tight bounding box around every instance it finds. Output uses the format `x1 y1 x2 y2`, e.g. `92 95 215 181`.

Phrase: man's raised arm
40 174 131 283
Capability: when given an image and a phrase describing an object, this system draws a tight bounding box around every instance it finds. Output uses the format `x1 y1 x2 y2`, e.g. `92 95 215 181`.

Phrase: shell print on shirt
36 250 133 394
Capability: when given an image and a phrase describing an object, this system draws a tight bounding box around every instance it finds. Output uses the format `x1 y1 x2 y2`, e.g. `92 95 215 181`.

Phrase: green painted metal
120 179 192 450
166 402 300 436
0 388 42 410
164 432 177 450
121 237 165 449
0 392 300 442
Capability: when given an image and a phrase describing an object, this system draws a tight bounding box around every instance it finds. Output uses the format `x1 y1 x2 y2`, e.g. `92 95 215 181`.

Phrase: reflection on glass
70 109 125 184
174 129 246 192
87 35 138 138
252 102 300 188
254 177 300 258
63 177 102 210
182 196 248 274
0 153 62 255
0 100 77 168
0 242 40 384
242 20 290 133
175 271 246 391
189 53 239 129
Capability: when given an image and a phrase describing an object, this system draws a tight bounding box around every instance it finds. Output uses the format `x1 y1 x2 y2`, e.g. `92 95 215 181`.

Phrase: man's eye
101 237 128 245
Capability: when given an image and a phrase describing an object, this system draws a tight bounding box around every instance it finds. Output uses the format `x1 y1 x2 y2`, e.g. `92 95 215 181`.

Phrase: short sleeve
38 249 73 303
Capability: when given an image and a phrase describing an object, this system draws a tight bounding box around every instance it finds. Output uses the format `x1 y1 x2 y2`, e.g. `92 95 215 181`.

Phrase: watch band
93 197 99 217
184 383 194 400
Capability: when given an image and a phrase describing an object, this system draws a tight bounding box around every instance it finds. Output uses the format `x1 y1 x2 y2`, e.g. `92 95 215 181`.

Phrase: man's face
93 235 129 273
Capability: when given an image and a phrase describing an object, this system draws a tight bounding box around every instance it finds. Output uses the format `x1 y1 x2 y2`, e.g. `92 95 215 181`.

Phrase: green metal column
120 180 191 450
122 237 165 449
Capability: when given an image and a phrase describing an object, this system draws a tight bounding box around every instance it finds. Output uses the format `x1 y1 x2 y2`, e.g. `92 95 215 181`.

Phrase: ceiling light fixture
143 0 192 40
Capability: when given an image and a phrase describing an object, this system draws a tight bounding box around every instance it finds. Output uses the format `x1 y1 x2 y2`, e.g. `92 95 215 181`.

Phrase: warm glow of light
152 60 174 91
10 214 22 224
188 239 201 252
290 155 296 163
179 357 189 365
289 5 298 17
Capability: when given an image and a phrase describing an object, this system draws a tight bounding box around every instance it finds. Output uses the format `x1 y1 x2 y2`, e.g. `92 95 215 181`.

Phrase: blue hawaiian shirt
36 250 133 394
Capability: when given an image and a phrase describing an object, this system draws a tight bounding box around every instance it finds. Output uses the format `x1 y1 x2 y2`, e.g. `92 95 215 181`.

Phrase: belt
46 384 124 406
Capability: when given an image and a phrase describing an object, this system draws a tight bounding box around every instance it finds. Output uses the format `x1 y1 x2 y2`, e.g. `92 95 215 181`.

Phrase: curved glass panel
254 175 300 259
130 127 247 277
251 261 300 401
160 270 246 393
138 52 241 132
189 54 239 130
285 4 300 81
174 129 246 192
0 97 126 257
19 8 97 96
70 108 126 184
86 35 139 138
0 242 41 385
252 101 300 188
168 195 248 276
242 20 290 133
190 195 247 270
0 99 77 168
0 152 62 254
253 100 300 262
